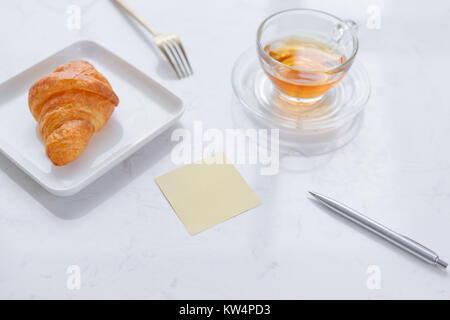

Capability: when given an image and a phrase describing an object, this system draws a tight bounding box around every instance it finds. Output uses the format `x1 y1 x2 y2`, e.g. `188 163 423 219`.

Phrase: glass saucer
231 46 371 155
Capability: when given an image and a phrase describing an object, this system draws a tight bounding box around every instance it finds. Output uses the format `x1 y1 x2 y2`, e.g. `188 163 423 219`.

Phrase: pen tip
437 258 448 269
308 191 317 198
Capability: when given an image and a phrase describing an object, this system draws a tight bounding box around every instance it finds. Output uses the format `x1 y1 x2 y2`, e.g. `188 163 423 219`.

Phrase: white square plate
0 41 184 196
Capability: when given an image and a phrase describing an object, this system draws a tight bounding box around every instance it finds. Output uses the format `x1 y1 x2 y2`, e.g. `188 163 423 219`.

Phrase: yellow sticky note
155 153 261 235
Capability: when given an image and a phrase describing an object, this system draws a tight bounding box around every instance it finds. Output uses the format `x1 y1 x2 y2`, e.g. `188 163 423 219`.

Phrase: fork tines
156 34 193 79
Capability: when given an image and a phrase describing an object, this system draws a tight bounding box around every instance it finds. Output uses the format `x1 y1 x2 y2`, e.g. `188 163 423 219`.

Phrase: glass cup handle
333 20 358 43
345 20 358 33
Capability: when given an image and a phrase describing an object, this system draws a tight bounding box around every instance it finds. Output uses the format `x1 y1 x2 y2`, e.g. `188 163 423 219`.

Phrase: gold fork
112 0 193 78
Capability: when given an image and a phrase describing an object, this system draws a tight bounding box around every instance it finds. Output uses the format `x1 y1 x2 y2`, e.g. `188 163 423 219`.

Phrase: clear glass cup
257 9 358 104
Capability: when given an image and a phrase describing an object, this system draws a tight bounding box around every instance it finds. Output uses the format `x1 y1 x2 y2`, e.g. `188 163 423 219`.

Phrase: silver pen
309 191 447 269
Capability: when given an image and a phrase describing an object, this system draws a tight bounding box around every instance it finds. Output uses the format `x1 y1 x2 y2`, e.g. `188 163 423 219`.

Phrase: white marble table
1 0 449 299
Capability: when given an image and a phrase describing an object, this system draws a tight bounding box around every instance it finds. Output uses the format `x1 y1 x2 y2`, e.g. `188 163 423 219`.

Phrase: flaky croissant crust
28 60 119 166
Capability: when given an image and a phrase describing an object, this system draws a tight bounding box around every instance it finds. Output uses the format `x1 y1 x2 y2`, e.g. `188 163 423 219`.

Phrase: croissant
28 60 119 166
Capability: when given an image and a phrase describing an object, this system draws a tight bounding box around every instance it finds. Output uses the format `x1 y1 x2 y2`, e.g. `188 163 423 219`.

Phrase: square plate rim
0 40 185 196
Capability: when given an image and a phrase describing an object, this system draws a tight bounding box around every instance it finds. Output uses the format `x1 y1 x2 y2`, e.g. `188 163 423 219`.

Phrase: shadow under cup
257 9 359 104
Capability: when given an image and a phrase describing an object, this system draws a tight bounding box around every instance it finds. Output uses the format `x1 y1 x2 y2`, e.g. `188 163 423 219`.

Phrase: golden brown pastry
28 60 119 166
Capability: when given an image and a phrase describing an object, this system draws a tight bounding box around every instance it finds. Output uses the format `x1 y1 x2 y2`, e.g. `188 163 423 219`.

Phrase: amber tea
263 37 349 102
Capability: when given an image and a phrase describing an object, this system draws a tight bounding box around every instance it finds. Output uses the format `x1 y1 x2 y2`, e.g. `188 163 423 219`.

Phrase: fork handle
112 0 158 36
